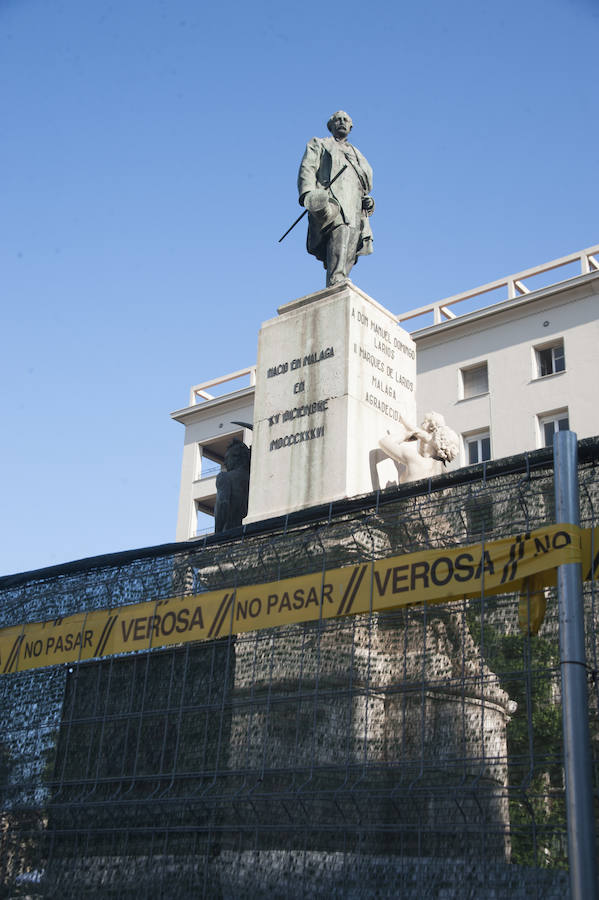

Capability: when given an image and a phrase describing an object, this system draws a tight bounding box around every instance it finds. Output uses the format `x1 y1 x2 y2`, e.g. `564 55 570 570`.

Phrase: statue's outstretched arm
379 423 414 463
395 413 434 444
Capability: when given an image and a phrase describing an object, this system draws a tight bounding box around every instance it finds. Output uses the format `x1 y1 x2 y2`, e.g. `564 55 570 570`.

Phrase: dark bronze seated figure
214 439 251 533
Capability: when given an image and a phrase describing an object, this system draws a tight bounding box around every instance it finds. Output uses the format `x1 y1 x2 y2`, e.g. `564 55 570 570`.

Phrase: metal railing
194 461 221 480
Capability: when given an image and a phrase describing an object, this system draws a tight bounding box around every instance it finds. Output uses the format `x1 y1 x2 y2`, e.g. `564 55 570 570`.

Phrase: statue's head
327 110 353 139
223 438 251 473
432 426 459 464
421 411 445 433
421 412 459 464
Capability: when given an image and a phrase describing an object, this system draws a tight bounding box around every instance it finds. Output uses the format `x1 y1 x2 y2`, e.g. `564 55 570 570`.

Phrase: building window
460 363 488 399
464 431 491 465
538 410 569 447
535 340 565 378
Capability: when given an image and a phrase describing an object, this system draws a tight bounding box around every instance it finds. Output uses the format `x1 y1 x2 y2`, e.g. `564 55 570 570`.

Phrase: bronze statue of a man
298 111 374 286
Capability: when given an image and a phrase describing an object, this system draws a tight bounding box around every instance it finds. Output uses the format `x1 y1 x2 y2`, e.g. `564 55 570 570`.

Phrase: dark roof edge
2 436 598 591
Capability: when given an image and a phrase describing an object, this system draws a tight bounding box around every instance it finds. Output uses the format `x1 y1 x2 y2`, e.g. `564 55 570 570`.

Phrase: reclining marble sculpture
379 413 459 483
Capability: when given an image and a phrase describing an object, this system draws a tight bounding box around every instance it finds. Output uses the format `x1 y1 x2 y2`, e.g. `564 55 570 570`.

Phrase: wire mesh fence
0 441 598 898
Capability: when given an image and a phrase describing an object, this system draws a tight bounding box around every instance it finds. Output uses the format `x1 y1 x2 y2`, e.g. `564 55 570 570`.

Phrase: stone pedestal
246 281 417 523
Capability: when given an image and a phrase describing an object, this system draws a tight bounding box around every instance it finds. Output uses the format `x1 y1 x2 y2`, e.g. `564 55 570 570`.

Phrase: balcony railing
195 462 221 480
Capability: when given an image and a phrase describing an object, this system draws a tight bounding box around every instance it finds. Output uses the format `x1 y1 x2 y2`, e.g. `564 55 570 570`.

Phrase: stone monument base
246 281 417 523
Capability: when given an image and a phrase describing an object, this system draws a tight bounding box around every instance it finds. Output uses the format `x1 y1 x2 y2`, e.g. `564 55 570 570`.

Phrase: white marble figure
379 412 459 483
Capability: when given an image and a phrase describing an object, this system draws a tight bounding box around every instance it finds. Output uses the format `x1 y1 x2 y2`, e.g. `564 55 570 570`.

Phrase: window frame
537 409 569 448
463 430 492 466
459 362 489 400
533 339 565 380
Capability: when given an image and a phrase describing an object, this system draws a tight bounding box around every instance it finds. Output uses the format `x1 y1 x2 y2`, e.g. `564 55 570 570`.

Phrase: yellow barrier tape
1 524 594 675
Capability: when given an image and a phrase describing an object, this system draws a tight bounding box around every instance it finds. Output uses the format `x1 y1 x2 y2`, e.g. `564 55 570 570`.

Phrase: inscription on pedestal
351 305 415 424
263 347 334 451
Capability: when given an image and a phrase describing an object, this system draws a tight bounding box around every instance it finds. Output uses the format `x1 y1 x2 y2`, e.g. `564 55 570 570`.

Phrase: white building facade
413 269 599 465
172 244 599 541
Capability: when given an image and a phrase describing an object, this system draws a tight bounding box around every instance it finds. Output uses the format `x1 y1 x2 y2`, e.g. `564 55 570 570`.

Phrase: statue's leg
326 225 360 286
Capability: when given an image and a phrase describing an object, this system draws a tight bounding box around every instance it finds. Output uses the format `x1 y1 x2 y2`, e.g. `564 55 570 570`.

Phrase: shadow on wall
369 447 404 491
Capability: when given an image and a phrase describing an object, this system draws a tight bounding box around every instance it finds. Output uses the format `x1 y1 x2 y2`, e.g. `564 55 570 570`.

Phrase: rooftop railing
190 366 256 406
187 242 599 401
396 242 599 327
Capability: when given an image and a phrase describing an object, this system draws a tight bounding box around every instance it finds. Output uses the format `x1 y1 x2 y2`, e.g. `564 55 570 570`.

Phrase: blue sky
1 0 598 575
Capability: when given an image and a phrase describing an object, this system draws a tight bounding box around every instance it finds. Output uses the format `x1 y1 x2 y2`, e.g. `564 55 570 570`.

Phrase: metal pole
554 430 598 900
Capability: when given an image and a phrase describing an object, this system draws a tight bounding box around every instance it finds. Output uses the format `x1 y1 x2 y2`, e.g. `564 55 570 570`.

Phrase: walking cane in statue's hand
278 165 348 243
